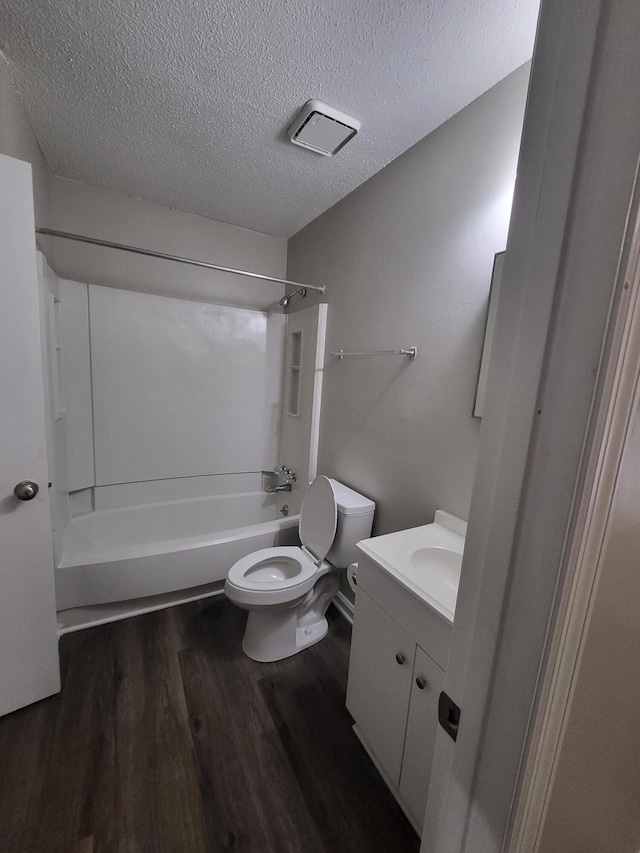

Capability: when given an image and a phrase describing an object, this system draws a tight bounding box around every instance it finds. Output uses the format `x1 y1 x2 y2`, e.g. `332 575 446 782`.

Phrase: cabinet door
398 646 445 827
346 587 415 785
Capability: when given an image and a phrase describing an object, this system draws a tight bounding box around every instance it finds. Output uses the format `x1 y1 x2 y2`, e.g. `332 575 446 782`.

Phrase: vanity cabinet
346 587 415 785
346 552 450 834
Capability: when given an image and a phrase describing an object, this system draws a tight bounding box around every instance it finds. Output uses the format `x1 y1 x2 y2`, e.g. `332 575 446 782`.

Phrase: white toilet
224 476 375 662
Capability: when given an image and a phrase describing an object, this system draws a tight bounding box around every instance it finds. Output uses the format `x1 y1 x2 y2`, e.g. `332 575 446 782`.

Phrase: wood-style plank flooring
0 598 419 852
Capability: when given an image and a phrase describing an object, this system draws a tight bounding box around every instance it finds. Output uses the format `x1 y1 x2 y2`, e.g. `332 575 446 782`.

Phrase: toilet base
241 609 330 662
240 572 339 662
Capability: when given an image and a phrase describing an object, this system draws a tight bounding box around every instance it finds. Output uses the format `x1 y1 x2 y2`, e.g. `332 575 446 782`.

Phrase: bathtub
56 491 300 610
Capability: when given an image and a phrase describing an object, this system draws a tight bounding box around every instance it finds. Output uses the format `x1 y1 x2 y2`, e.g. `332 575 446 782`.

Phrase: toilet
224 476 375 662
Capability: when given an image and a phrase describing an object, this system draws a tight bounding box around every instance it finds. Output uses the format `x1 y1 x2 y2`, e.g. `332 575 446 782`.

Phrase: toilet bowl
224 476 375 662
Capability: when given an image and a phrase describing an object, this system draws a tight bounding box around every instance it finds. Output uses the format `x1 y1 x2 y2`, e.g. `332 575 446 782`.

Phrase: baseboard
331 590 354 624
57 582 225 635
61 583 354 636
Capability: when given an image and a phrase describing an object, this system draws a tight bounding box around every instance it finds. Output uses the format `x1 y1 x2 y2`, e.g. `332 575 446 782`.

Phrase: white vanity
346 510 466 834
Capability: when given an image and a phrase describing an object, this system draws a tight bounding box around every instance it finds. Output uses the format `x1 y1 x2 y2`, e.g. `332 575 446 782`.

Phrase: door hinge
438 691 461 742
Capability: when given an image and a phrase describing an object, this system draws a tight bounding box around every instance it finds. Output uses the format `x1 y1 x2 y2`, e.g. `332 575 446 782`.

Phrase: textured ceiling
0 0 539 238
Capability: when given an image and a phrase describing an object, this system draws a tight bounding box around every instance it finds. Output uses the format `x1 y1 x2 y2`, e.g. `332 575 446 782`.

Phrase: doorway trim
509 164 640 851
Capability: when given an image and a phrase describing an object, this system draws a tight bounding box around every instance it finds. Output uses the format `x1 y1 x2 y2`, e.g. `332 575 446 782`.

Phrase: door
399 647 445 828
0 153 60 716
346 587 415 785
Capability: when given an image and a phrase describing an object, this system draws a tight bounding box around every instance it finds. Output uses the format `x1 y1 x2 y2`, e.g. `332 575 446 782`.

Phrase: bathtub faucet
264 465 297 493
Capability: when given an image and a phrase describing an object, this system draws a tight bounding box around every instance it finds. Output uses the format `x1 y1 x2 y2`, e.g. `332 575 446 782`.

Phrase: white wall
287 64 530 535
0 56 51 227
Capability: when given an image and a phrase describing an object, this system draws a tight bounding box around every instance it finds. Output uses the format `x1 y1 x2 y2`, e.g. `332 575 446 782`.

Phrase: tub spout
265 483 292 493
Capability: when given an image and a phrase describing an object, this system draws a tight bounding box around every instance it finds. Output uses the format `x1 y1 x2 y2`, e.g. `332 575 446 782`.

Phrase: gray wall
48 176 287 310
0 55 51 227
287 64 530 535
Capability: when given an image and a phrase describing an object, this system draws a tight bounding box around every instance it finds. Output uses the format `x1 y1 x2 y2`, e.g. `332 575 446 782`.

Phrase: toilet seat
225 477 339 608
225 546 325 606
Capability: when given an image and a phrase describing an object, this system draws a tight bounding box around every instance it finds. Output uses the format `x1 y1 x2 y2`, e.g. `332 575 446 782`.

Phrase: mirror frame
473 251 505 418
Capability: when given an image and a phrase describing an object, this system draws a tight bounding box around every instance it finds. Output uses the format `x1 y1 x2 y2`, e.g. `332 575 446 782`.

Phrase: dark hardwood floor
0 597 419 852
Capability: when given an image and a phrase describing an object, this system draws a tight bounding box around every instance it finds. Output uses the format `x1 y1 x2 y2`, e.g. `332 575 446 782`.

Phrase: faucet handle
274 465 297 483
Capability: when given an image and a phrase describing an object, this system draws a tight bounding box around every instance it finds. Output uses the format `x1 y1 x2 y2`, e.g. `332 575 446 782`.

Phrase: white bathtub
56 491 300 610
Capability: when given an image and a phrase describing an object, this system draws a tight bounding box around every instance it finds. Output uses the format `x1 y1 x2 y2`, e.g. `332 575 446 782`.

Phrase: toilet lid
299 476 337 563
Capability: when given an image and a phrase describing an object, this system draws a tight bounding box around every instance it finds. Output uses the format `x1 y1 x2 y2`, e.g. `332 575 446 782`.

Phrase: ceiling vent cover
288 100 360 156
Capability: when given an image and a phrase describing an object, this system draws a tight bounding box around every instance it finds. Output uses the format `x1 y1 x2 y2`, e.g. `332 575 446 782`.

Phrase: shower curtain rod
35 228 326 294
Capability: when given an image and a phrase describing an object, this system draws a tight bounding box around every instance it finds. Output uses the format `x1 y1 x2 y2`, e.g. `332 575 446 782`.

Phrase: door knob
416 677 427 690
14 480 39 501
395 653 406 665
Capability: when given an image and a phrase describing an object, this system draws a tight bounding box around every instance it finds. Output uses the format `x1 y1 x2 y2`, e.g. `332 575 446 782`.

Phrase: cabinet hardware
395 653 405 665
416 677 427 690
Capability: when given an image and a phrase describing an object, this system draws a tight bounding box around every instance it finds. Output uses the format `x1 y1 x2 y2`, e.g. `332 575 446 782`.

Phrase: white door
0 153 60 716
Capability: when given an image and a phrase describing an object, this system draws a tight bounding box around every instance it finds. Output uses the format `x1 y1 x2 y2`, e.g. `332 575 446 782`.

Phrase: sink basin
412 546 462 574
356 510 466 622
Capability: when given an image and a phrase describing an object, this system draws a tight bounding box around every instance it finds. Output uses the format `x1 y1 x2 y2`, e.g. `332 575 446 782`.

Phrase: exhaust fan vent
288 100 360 156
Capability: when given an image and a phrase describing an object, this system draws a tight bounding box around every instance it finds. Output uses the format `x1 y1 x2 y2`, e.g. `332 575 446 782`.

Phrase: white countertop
356 510 466 623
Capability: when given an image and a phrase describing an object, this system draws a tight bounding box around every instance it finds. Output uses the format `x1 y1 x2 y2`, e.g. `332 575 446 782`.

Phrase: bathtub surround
89 286 274 484
52 266 287 489
35 252 299 610
36 222 326 616
29 171 290 614
287 63 530 536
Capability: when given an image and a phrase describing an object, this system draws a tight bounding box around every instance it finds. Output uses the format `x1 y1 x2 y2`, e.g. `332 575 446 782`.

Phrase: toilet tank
326 479 375 568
